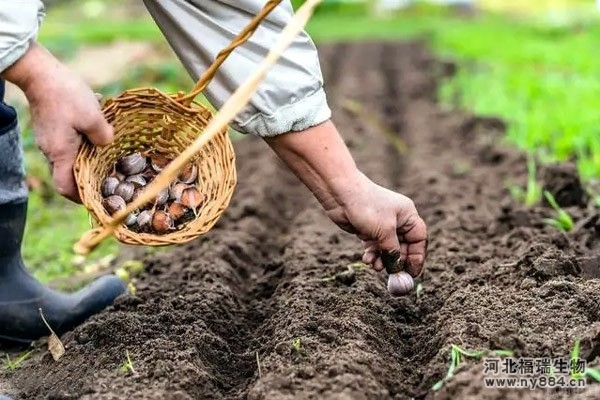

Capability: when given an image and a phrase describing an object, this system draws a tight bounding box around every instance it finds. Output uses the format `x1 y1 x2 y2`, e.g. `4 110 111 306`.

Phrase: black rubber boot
0 200 127 345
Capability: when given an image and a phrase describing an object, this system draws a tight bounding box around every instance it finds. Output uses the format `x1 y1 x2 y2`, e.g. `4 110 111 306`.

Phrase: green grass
19 1 600 283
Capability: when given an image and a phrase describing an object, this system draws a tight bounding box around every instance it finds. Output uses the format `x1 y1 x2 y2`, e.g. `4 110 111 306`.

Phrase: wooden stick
74 0 323 255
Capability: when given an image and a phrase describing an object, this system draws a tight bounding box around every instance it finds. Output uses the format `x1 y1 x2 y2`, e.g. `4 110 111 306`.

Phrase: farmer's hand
1 42 113 203
325 173 427 277
265 120 427 277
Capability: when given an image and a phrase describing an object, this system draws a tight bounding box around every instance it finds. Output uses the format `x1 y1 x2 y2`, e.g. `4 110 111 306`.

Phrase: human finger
76 102 114 147
400 216 428 277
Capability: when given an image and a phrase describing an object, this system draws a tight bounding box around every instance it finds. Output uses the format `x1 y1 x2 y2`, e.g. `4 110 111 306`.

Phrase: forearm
1 42 54 94
264 120 362 210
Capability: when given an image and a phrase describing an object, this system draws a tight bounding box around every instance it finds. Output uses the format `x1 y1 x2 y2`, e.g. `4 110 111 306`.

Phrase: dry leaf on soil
39 308 65 361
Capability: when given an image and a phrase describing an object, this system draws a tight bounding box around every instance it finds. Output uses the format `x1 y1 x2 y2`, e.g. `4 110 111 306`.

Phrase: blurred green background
9 0 600 285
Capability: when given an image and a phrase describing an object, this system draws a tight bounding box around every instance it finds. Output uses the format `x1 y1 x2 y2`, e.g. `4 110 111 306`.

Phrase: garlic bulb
387 271 414 297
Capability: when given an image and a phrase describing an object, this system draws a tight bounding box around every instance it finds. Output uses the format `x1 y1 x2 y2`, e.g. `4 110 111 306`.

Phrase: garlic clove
136 210 153 231
180 187 203 211
387 271 414 297
141 165 157 181
151 210 174 233
114 181 135 203
178 163 198 184
101 176 120 198
102 195 126 216
110 169 126 181
154 188 169 206
117 152 147 176
125 174 147 188
124 212 138 227
169 182 189 202
150 154 171 173
167 202 189 223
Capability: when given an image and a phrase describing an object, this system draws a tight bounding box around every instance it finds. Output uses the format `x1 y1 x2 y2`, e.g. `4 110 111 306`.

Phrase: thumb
77 107 114 147
376 228 402 272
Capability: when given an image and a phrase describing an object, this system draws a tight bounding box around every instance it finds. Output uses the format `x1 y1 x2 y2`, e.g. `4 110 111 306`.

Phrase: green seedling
569 339 600 382
525 157 543 207
415 282 424 300
432 345 514 391
348 261 368 270
542 190 574 232
119 350 135 374
291 338 302 353
3 350 34 371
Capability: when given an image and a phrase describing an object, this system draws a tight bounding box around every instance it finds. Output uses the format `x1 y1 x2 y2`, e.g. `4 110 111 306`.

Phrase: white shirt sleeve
143 0 332 138
0 0 45 73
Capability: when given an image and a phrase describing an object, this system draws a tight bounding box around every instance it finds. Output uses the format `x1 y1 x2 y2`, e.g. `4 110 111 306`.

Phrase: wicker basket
73 0 283 248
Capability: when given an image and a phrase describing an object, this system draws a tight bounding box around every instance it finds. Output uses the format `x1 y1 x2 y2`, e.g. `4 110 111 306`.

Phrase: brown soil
2 40 599 400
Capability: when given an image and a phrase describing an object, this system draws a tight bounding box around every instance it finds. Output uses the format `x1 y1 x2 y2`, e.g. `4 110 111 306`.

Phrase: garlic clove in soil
381 250 415 297
387 271 415 297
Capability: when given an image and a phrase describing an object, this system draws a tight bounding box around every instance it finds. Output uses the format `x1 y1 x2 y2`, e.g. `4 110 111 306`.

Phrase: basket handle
74 0 323 255
179 0 283 106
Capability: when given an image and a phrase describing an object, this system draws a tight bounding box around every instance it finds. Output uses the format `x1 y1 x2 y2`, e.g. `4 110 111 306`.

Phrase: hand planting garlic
381 250 415 297
99 151 204 234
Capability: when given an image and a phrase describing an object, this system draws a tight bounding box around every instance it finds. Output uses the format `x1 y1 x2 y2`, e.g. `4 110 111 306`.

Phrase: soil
2 40 599 400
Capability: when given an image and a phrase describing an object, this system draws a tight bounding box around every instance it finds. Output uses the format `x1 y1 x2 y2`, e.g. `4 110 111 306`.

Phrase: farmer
0 0 426 362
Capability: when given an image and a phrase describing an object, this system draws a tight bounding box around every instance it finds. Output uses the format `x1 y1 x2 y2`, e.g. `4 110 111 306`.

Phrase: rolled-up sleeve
0 0 45 73
143 0 332 138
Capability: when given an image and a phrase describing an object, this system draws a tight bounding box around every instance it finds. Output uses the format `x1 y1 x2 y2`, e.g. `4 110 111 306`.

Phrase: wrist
1 42 54 98
264 120 364 210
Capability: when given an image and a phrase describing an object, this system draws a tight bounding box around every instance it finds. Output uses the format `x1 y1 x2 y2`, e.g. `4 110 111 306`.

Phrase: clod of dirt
541 162 589 207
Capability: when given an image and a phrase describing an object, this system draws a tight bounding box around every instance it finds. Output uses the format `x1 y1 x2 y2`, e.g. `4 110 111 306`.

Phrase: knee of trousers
0 79 28 204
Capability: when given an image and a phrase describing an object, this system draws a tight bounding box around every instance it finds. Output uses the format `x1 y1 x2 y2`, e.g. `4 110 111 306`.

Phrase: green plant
291 338 302 353
508 156 543 206
119 350 136 374
542 190 574 232
3 350 34 371
433 345 514 391
569 339 600 382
